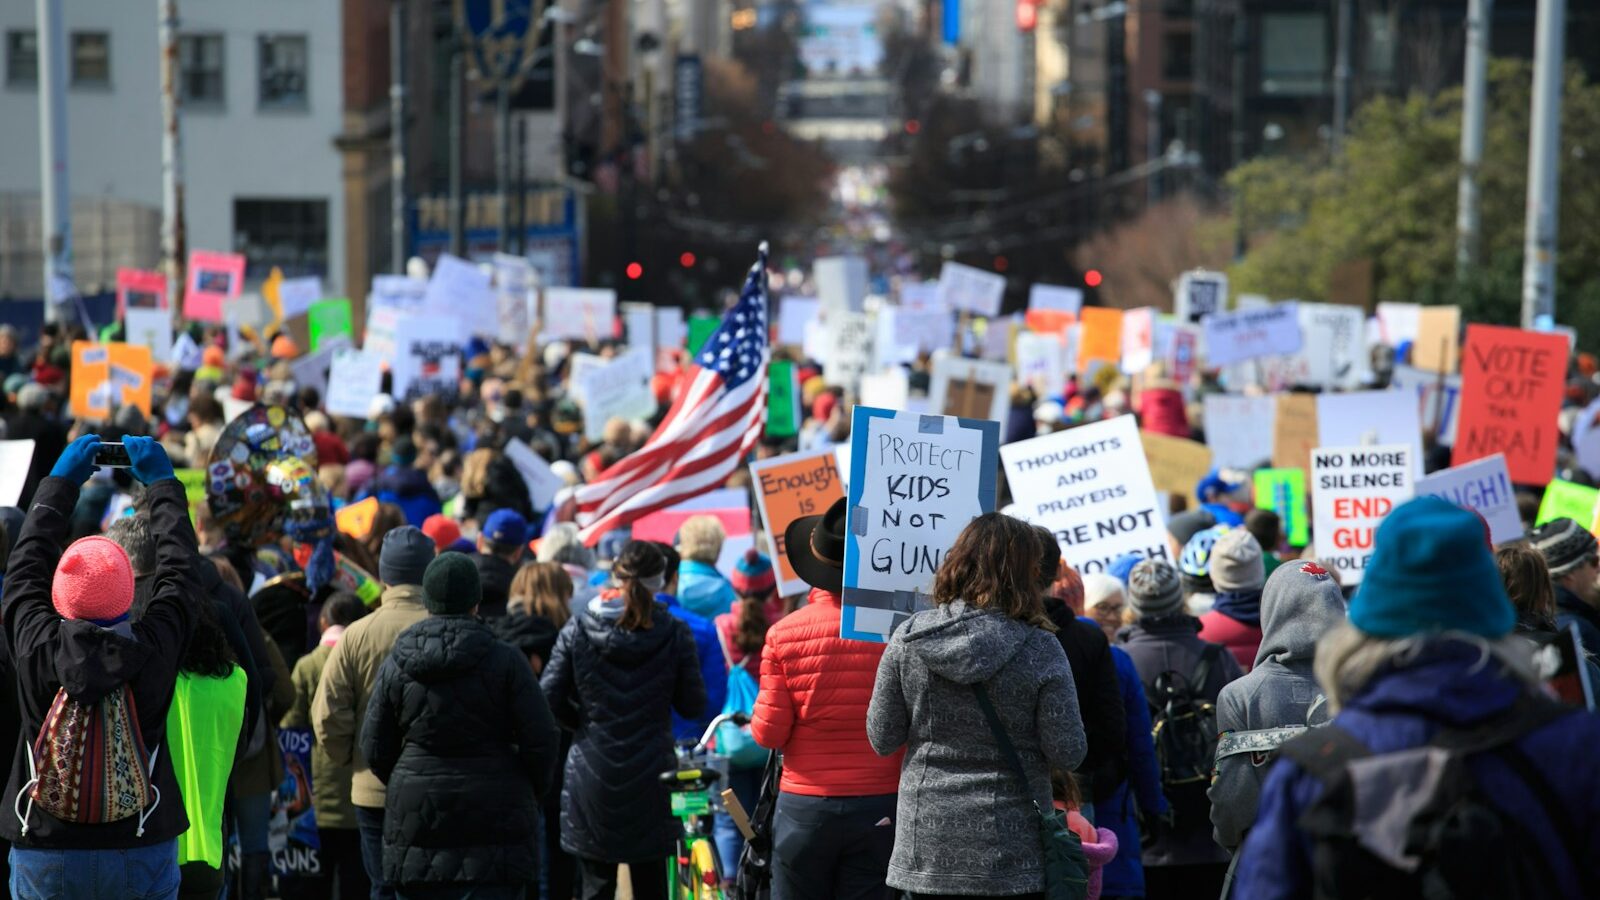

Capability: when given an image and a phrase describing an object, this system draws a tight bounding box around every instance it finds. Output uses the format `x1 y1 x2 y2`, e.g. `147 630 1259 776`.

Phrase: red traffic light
904 119 921 135
680 252 697 268
993 255 1009 272
1085 269 1103 287
626 262 644 280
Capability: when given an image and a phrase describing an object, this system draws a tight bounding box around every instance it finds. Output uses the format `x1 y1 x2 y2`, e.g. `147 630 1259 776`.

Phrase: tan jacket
312 584 428 809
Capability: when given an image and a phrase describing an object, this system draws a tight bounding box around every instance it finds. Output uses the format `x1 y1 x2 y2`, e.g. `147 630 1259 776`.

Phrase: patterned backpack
18 683 160 837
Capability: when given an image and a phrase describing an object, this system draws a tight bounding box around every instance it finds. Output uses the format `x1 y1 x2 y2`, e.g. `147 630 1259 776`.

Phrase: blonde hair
1313 623 1538 714
676 515 725 564
460 448 496 498
509 561 574 629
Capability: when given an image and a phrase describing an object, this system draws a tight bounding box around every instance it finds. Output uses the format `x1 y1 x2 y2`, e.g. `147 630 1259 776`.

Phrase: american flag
575 246 771 545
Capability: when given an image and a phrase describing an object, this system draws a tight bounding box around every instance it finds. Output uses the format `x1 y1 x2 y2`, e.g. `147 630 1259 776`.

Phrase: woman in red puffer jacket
1136 363 1190 437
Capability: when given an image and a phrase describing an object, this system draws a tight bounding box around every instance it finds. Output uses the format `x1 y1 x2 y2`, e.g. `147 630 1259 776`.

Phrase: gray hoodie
867 600 1086 896
1208 560 1346 851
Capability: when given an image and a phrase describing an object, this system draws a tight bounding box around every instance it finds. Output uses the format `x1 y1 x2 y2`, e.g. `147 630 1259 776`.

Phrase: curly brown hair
932 513 1054 630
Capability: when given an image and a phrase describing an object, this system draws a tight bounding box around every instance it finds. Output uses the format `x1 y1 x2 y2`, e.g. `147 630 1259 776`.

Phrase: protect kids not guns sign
1311 444 1413 584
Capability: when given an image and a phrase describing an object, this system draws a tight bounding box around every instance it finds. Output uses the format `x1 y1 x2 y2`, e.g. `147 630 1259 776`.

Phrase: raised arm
3 435 101 661
128 436 199 665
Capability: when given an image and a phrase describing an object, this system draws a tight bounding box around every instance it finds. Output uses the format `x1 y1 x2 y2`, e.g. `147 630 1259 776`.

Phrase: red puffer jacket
1137 387 1190 438
752 588 904 796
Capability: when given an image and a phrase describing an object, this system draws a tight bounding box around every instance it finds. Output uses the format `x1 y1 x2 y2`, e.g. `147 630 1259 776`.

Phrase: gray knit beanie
380 526 436 587
1210 529 1266 593
1128 559 1185 618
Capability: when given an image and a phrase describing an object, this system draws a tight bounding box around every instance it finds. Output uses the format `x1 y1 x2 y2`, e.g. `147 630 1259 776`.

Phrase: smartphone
94 442 132 469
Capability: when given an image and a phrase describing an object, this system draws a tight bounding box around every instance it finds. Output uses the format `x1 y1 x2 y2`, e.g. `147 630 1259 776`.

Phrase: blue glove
50 434 101 484
123 435 176 485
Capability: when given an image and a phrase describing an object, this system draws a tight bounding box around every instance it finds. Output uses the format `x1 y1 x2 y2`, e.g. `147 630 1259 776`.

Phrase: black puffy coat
361 615 560 887
540 602 706 862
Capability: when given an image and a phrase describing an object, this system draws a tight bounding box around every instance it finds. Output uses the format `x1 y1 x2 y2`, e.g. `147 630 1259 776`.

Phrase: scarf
1211 588 1263 628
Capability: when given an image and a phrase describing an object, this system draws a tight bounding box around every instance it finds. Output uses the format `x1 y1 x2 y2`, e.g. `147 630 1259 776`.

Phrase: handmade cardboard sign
1029 284 1084 316
824 312 875 391
0 440 34 507
423 253 497 338
369 275 428 312
1414 454 1522 546
1389 364 1462 446
1203 303 1303 367
1311 444 1413 584
1453 324 1567 485
841 407 999 642
307 299 354 353
777 296 819 347
1001 415 1168 574
390 315 463 403
116 268 167 317
814 256 868 314
277 276 322 322
1317 390 1424 478
936 261 1006 317
1120 307 1156 373
1413 305 1461 373
1271 393 1319 474
577 347 656 441
1204 394 1276 470
1175 270 1227 324
124 308 173 363
544 288 618 343
767 359 801 438
505 437 566 511
183 250 245 322
1536 479 1600 529
1254 468 1310 547
70 341 153 420
750 449 846 598
1141 431 1214 498
325 347 384 419
1078 307 1122 374
928 355 1010 423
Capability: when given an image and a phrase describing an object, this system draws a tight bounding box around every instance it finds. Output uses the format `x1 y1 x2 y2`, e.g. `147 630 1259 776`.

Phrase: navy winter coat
1095 638 1169 898
1234 639 1600 899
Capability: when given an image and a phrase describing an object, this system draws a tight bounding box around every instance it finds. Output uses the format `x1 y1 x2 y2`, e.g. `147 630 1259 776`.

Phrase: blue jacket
1234 640 1600 899
1554 585 1600 664
1094 632 1168 898
660 592 729 742
360 465 442 527
677 560 736 619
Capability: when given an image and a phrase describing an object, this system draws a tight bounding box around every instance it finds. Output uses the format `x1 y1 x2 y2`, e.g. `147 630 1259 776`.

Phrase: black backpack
1145 643 1223 837
1276 694 1582 900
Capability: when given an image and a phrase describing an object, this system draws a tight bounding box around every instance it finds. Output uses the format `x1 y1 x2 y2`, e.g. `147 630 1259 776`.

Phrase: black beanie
423 552 481 615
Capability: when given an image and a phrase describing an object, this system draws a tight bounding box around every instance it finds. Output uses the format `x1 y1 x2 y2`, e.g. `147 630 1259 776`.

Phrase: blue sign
456 0 545 87
409 185 582 287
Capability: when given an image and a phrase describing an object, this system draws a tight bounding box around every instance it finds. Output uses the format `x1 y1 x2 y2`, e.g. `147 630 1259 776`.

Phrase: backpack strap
1214 726 1310 763
1190 643 1223 695
1276 723 1373 786
971 683 1034 795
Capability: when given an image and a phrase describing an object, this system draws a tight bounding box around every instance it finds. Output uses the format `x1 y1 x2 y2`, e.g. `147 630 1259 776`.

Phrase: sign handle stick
1432 335 1449 439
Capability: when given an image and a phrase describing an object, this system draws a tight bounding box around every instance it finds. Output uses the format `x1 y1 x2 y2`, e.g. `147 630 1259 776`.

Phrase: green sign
1537 478 1600 529
766 360 799 438
1254 467 1309 547
687 314 719 356
174 468 207 525
307 299 354 352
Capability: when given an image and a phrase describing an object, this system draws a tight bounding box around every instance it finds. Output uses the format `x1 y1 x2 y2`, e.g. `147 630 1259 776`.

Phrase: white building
0 0 345 298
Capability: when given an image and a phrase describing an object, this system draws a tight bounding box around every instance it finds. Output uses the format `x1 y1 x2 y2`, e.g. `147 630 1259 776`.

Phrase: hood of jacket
1254 563 1346 669
897 600 1036 685
1345 638 1525 727
56 618 154 704
578 599 679 666
391 615 500 684
376 465 434 497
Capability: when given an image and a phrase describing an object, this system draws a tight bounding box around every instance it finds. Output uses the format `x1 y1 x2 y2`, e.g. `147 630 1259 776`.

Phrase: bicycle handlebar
692 711 750 754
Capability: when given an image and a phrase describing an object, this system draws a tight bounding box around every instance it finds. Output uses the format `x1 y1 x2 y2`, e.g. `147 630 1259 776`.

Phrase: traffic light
1084 269 1103 287
626 262 644 280
993 255 1009 272
904 119 921 135
680 252 697 268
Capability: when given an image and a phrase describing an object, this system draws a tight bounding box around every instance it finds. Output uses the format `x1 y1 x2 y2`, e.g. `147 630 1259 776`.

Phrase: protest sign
823 311 874 391
1376 302 1422 346
183 250 245 322
272 727 320 879
928 355 1010 422
1317 390 1424 478
496 255 537 348
173 468 207 521
891 306 954 357
1120 307 1156 373
70 342 153 420
1168 325 1198 382
1454 324 1566 485
1025 309 1076 335
1062 324 1081 377
544 288 618 343
842 407 1000 642
289 344 339 401
277 276 321 322
1203 303 1303 367
577 347 656 441
1203 394 1276 469
124 308 173 363
337 496 380 540
1028 284 1084 316
422 253 496 337
936 261 1006 317
655 306 686 368
1254 468 1310 547
859 368 909 412
363 306 400 361
767 359 801 438
307 300 354 353
1413 305 1461 373
1078 307 1122 374
1014 332 1065 395
325 347 383 419
0 439 34 506
619 301 654 353
1295 302 1367 389
750 449 846 597
777 296 819 346
505 437 565 511
1414 454 1523 545
900 281 944 311
814 256 868 314
369 274 427 312
1001 415 1168 573
1536 479 1599 529
1141 431 1213 498
687 314 719 356
116 268 167 316
173 332 202 372
1311 445 1413 584
390 315 463 403
873 307 919 368
1389 364 1462 446
1271 392 1320 474
1175 270 1227 324
978 315 1015 362
1576 398 1600 481
1235 294 1271 310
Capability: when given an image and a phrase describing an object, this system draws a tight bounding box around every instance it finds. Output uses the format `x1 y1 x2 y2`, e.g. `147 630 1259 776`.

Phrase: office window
180 34 225 104
1260 12 1326 96
258 34 308 109
234 198 328 280
6 31 36 85
1364 10 1396 85
70 32 110 86
1163 32 1193 81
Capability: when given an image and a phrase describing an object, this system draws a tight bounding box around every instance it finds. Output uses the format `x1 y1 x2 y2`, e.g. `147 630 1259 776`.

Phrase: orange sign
70 341 153 421
1454 324 1567 485
336 496 380 540
1025 309 1076 335
749 449 844 597
1078 307 1123 374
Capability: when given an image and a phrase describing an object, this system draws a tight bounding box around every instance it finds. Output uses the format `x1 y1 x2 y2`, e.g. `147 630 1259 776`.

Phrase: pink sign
116 268 168 318
183 250 246 323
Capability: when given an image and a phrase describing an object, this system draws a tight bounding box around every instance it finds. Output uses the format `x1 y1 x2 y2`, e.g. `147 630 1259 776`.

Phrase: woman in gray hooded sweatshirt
1207 559 1347 853
867 513 1086 899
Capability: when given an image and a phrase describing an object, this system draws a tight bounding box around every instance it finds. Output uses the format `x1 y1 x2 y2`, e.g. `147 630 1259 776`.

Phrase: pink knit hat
52 536 135 622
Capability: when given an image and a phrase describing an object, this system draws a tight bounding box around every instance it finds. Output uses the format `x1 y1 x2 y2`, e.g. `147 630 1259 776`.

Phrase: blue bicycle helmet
1180 524 1231 578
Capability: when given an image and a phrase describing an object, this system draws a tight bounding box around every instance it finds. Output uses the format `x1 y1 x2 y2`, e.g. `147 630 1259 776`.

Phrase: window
179 34 224 105
233 199 328 281
1260 12 1327 95
1364 10 1396 86
70 32 110 86
1163 31 1193 81
257 34 308 109
7 31 37 85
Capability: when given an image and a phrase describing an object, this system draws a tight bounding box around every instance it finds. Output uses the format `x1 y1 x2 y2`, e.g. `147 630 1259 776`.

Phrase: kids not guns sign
1311 444 1413 584
841 407 999 643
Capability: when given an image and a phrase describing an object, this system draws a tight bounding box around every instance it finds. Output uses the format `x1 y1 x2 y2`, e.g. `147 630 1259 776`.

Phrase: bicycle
660 711 755 900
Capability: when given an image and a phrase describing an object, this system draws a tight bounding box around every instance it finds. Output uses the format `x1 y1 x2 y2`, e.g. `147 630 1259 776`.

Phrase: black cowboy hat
784 496 848 595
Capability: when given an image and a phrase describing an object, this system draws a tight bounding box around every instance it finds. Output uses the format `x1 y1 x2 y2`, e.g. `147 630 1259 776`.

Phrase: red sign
115 268 167 318
1453 324 1567 485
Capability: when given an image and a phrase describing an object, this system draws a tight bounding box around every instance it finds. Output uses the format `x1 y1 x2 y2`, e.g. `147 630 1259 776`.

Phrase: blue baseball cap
483 509 528 547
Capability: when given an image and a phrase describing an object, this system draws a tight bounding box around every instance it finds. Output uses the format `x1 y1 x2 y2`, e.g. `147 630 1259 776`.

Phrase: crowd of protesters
0 302 1599 900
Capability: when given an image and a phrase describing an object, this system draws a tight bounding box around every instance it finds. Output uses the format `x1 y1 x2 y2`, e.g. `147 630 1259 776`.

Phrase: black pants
771 793 896 900
1144 863 1227 900
576 857 666 900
